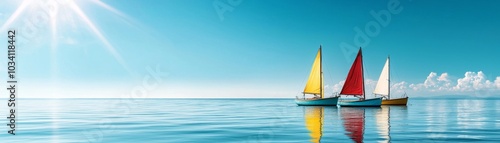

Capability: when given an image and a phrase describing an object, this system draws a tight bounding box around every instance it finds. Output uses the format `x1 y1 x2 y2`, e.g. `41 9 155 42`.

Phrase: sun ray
90 0 130 21
0 0 31 32
90 0 145 34
67 1 137 77
50 1 59 98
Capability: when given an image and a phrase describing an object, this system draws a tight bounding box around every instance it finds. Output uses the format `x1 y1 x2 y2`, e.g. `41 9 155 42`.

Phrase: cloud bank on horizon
330 71 500 97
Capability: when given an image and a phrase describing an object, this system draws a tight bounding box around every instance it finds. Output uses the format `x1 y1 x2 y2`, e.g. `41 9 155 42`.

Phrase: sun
0 0 135 76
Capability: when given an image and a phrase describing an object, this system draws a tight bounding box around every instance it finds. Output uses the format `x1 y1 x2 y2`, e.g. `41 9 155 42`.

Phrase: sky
0 0 499 98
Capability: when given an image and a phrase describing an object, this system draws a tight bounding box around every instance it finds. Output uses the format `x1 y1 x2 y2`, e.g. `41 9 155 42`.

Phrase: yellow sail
305 107 323 143
303 48 323 98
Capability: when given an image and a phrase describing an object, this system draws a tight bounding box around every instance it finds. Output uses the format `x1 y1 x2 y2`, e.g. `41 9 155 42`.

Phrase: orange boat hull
381 97 408 105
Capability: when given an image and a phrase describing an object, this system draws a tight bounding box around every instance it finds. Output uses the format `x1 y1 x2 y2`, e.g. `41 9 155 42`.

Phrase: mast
320 45 323 99
361 47 365 100
387 56 390 100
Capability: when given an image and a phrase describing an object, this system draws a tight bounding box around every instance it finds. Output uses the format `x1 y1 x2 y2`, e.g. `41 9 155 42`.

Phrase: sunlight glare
67 0 136 76
0 0 31 32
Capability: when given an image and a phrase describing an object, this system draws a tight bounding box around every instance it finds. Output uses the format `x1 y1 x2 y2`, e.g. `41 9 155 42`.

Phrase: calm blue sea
1 98 500 143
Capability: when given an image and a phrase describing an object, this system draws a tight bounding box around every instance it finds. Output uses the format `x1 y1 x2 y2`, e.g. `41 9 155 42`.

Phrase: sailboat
295 46 339 106
304 107 324 143
338 48 382 107
373 56 408 105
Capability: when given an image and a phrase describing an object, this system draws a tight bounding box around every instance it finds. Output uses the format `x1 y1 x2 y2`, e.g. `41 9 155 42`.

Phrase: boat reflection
303 106 407 143
376 106 390 143
303 106 324 143
375 106 408 143
341 107 366 143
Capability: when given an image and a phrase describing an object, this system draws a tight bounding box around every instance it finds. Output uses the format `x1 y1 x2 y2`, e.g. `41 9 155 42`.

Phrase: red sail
340 48 364 96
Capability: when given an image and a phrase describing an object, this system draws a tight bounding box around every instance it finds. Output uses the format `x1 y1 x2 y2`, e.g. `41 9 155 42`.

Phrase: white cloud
332 80 345 93
409 72 453 92
406 71 500 96
423 72 438 88
327 71 499 97
496 77 500 88
392 81 408 94
438 73 450 82
453 71 495 92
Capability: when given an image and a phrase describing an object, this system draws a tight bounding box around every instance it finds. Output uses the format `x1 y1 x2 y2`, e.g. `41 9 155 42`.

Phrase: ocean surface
2 98 500 143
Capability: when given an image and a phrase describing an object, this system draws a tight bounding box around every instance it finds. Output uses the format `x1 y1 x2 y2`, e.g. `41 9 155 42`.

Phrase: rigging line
362 56 376 95
387 47 407 96
323 57 335 95
298 50 315 97
389 55 407 97
297 70 308 97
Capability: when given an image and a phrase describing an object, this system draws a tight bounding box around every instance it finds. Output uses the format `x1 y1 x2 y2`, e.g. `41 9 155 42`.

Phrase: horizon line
4 96 500 100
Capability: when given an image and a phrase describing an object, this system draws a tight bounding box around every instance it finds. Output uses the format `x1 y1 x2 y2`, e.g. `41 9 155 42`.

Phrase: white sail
374 58 389 96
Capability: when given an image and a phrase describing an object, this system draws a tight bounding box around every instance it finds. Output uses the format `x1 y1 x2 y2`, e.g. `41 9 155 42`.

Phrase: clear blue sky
1 0 499 98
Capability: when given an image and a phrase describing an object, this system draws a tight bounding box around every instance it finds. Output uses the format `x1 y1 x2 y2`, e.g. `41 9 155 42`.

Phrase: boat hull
295 96 339 106
338 97 382 107
381 97 408 105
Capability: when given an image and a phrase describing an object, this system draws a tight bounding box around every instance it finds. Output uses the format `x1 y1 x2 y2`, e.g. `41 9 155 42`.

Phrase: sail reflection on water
341 108 365 143
376 106 390 143
304 107 324 143
303 106 407 143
